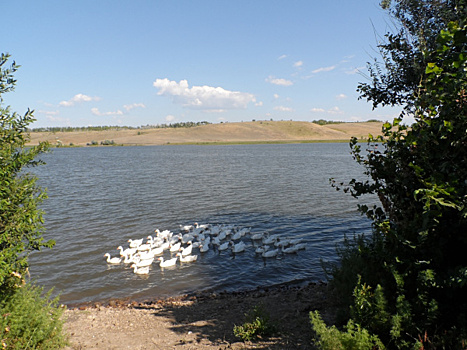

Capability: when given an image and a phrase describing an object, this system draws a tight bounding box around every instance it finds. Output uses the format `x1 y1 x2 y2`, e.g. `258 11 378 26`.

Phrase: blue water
28 143 373 305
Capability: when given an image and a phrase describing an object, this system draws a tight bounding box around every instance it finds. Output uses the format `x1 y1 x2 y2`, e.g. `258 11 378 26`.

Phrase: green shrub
0 282 68 349
233 304 277 341
310 310 385 350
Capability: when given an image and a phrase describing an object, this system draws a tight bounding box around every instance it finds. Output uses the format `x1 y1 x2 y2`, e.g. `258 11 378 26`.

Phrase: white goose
230 241 246 253
117 246 137 257
255 245 270 254
182 233 194 244
136 250 155 260
262 248 279 258
176 253 198 263
151 246 164 256
218 241 230 251
128 238 143 248
199 243 210 253
137 243 152 252
282 245 299 254
133 257 154 267
274 238 290 248
170 241 182 252
262 234 278 245
250 232 264 240
104 253 122 264
231 230 242 241
123 254 135 264
130 264 149 275
158 256 178 268
179 242 193 256
217 230 227 241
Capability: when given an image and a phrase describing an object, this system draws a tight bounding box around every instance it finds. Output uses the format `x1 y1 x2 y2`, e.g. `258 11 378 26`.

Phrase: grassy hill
27 120 385 147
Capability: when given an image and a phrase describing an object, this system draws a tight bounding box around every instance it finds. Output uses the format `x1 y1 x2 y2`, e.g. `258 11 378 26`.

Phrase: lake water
28 143 373 305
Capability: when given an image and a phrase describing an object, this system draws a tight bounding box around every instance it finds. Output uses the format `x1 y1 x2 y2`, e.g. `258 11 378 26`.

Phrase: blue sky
2 1 401 128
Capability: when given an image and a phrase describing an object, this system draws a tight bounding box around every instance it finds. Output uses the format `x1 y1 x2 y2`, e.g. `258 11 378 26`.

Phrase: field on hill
27 120 384 147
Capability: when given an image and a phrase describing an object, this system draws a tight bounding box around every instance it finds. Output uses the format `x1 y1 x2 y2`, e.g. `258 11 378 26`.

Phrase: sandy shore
63 281 337 350
28 120 384 147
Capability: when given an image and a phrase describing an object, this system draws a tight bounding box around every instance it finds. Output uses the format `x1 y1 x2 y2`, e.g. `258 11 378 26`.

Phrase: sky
2 1 402 128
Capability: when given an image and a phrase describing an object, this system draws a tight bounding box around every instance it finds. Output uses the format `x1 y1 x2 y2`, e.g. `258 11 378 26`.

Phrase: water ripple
28 143 374 305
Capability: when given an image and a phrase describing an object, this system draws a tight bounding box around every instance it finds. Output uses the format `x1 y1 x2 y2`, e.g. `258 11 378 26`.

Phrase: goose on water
123 254 135 264
217 231 227 241
104 253 122 264
158 256 178 267
170 242 182 252
282 245 299 254
176 253 198 263
151 246 164 256
136 250 155 260
179 242 193 256
128 238 144 248
211 236 221 246
182 233 194 244
262 235 278 245
231 231 242 241
251 232 264 240
137 243 152 252
117 246 137 257
133 258 154 267
262 248 279 258
230 241 246 253
255 245 270 254
180 224 194 232
130 264 149 275
294 243 306 250
199 243 210 253
274 238 290 248
218 241 230 251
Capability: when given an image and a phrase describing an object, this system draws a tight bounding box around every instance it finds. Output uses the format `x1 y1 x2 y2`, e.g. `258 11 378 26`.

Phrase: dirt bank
28 121 384 147
63 282 337 350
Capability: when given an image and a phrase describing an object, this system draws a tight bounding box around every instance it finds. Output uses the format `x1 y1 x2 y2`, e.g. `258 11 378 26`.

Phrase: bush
0 283 67 349
310 310 385 350
233 304 277 341
328 2 467 348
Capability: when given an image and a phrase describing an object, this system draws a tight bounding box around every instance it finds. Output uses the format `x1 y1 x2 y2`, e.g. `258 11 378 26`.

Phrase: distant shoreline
27 120 384 147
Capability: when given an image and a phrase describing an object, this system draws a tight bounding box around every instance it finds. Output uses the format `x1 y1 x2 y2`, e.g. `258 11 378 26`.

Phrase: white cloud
91 108 124 116
310 106 343 114
294 61 303 68
274 106 294 112
59 93 100 107
328 106 343 114
255 101 263 107
266 76 293 86
310 108 326 113
273 94 280 99
153 78 256 111
123 103 146 111
345 66 365 75
165 115 176 122
311 65 336 74
39 110 60 116
278 54 288 60
336 94 348 100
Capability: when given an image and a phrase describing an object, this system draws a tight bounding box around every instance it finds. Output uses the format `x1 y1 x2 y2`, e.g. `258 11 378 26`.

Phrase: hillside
27 120 385 146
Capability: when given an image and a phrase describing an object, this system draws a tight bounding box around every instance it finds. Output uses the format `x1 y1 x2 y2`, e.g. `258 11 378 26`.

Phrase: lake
28 143 373 305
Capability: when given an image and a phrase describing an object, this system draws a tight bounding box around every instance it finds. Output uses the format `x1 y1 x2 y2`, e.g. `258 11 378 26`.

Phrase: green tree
0 53 54 297
328 1 467 349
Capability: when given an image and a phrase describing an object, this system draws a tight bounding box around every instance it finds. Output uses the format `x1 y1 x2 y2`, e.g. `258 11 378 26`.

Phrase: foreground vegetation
316 1 467 349
0 54 67 348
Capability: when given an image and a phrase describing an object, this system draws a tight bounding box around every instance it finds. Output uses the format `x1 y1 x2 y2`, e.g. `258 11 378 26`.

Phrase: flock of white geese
104 223 306 275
